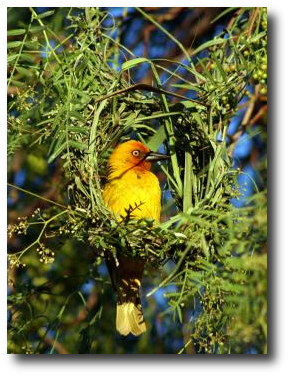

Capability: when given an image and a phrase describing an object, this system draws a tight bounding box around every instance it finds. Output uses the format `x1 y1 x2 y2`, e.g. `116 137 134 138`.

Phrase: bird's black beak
145 151 170 162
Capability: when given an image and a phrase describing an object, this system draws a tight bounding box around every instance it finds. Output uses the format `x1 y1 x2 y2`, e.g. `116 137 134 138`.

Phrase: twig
247 7 260 38
250 104 267 125
94 83 205 107
227 8 243 29
66 290 98 326
178 336 195 354
41 333 69 354
7 183 67 210
228 85 261 155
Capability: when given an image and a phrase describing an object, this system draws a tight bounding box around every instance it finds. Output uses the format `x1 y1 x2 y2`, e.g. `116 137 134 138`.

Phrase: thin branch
250 104 267 125
65 290 98 327
247 7 260 38
94 83 206 106
41 333 69 354
228 85 261 156
7 183 67 209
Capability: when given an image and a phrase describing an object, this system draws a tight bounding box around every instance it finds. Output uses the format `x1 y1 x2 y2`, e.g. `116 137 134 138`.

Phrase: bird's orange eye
132 150 140 157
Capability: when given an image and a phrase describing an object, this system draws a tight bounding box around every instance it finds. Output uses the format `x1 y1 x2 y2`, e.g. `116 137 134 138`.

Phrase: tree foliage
7 7 267 354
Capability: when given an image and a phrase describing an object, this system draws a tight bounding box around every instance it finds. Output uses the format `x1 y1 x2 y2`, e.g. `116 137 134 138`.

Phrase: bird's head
107 140 169 179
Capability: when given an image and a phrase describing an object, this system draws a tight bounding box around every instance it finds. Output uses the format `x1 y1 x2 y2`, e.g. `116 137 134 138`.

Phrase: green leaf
29 26 48 33
7 29 26 36
69 141 88 150
48 140 88 163
171 83 201 91
121 57 149 71
192 38 225 57
68 111 86 122
77 291 87 307
48 141 67 163
7 41 22 49
183 151 193 213
146 125 166 151
201 234 210 260
16 66 34 77
250 31 267 44
70 88 90 103
176 305 183 323
20 53 35 63
211 55 228 82
180 100 197 109
75 176 89 196
10 79 25 87
7 54 18 63
34 10 55 19
24 41 40 49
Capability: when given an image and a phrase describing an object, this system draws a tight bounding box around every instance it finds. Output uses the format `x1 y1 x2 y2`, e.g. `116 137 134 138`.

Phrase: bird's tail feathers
105 255 146 336
116 302 146 336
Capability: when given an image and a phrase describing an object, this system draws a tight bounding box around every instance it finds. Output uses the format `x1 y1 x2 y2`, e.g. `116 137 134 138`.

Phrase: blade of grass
149 62 183 198
183 152 193 213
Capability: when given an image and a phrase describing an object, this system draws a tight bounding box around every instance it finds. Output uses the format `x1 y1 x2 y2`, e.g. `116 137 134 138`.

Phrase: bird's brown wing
105 252 145 305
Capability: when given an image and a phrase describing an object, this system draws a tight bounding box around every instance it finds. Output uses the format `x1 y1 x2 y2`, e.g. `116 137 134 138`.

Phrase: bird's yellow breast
103 167 161 221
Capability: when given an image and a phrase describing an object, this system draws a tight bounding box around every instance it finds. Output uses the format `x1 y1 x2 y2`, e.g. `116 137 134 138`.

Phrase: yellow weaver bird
102 140 169 336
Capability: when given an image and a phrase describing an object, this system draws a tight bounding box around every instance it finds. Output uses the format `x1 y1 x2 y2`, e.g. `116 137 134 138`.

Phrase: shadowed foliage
7 7 267 354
